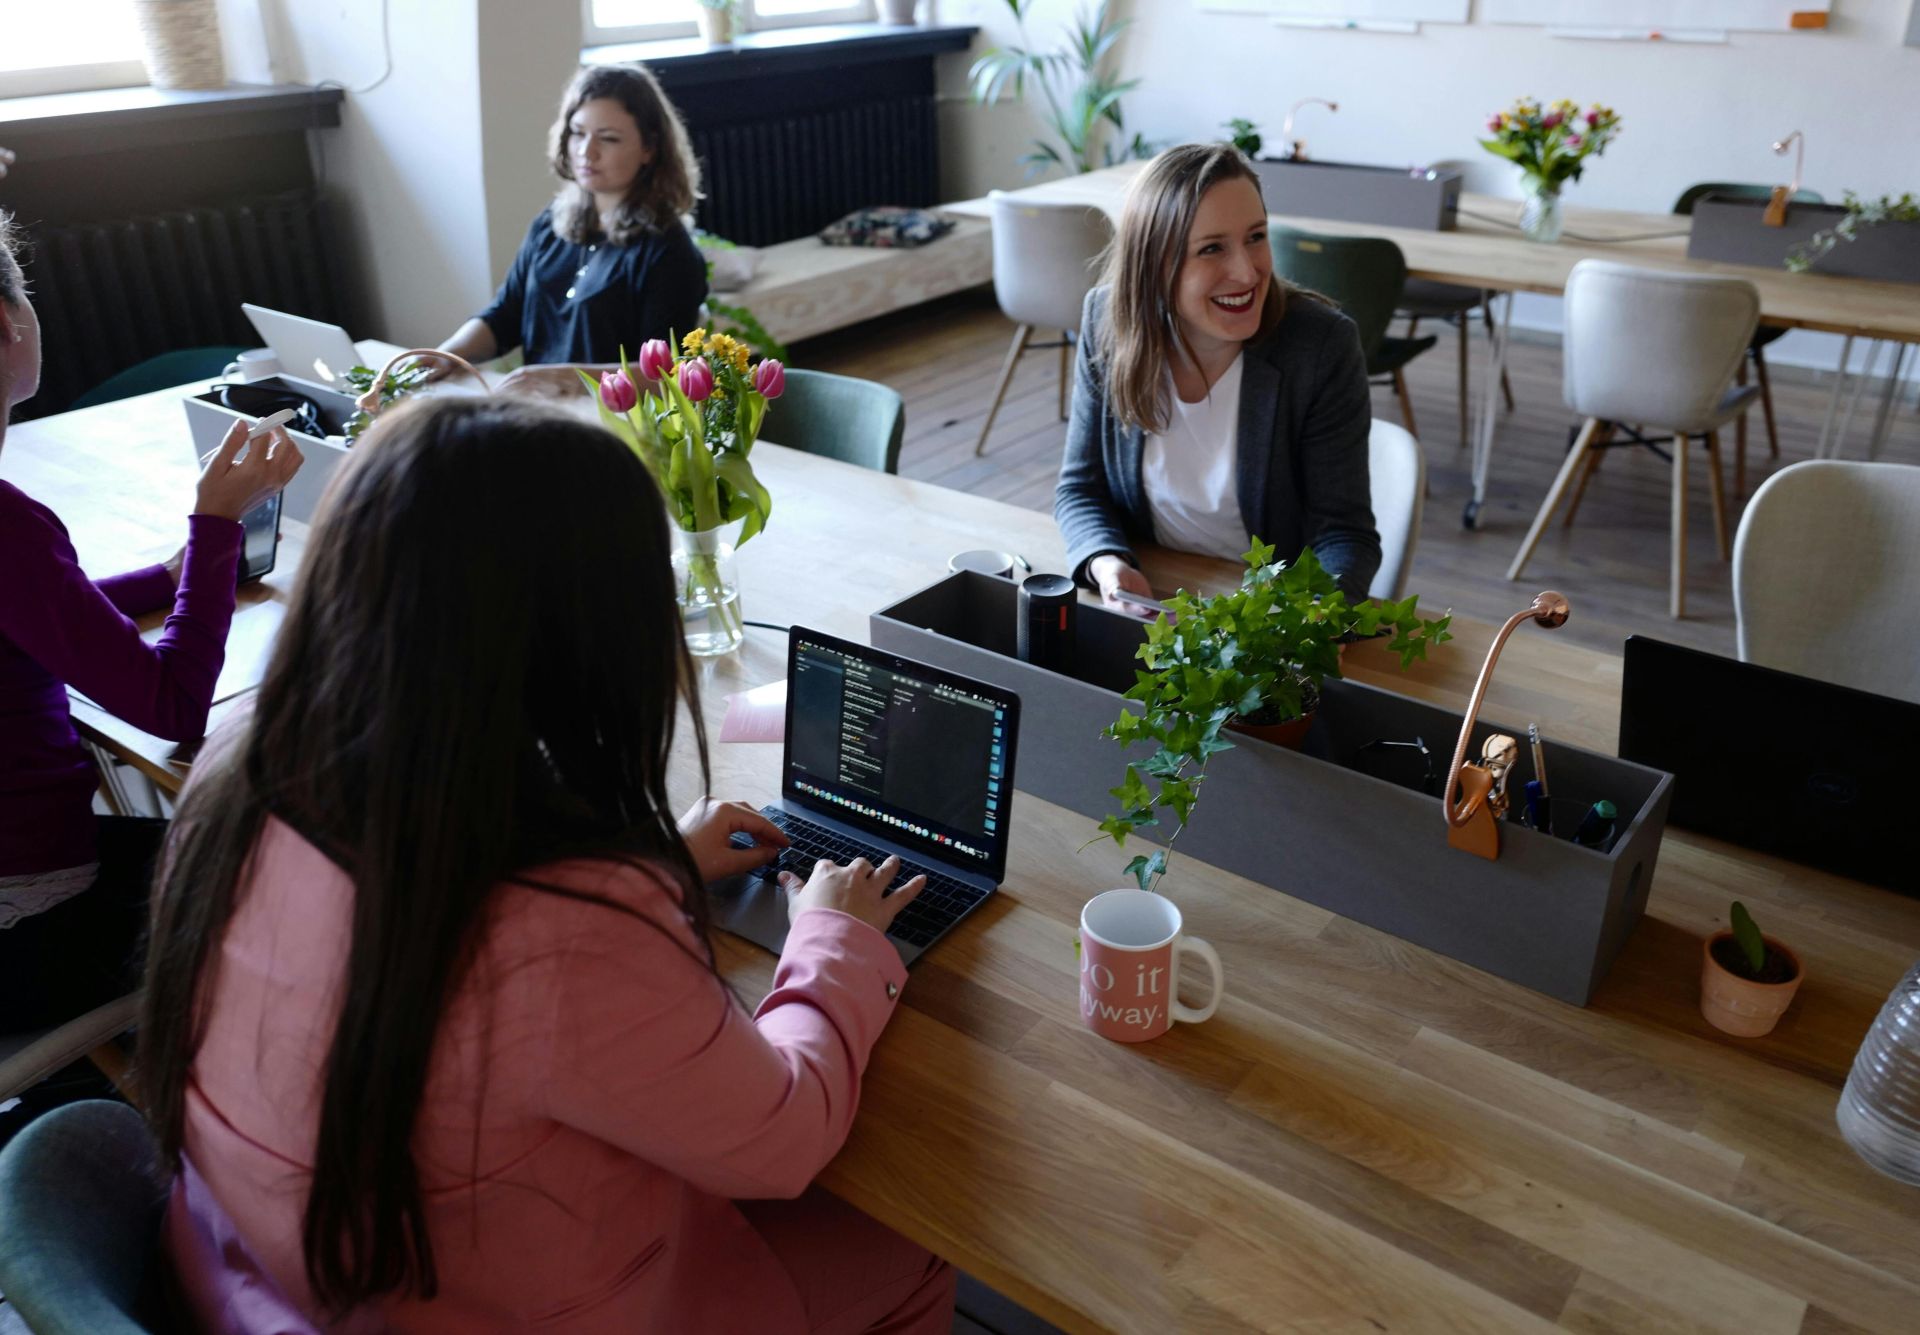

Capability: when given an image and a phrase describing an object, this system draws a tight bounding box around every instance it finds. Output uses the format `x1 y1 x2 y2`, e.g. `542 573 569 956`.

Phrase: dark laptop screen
784 628 1019 883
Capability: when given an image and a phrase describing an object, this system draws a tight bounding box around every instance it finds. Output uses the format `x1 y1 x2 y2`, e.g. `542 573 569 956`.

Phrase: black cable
1457 206 1690 244
743 620 789 633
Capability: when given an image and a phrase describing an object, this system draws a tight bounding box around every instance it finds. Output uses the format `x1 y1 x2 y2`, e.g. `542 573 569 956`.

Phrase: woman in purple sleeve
0 210 302 1028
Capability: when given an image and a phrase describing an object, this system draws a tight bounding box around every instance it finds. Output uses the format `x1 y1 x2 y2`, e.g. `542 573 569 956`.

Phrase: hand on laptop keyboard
777 856 927 936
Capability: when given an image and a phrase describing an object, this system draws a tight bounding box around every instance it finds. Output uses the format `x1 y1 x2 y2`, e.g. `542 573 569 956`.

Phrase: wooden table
950 165 1920 526
9 391 1920 1333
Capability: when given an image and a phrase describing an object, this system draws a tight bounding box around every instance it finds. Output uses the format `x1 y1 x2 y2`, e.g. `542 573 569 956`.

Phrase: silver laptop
242 303 365 394
709 627 1021 967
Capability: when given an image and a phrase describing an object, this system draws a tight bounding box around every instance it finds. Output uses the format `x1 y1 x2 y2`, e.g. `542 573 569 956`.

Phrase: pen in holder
1443 591 1570 861
353 348 492 422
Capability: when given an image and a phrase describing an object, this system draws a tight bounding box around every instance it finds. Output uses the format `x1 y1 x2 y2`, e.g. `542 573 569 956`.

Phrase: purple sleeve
96 564 177 618
0 501 243 742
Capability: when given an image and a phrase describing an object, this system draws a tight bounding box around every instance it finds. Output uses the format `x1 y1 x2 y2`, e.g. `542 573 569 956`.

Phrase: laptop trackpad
707 873 792 957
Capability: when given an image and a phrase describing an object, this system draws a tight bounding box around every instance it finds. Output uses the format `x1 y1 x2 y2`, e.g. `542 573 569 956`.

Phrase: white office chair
1367 418 1424 602
1507 259 1760 618
1734 460 1920 705
976 191 1112 456
0 993 139 1105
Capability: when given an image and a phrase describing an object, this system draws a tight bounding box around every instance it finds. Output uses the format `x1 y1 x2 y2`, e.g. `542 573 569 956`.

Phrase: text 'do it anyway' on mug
1078 888 1223 1043
223 349 282 383
948 549 1032 580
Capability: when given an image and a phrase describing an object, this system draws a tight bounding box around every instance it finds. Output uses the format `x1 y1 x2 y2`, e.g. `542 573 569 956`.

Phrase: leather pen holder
1443 592 1570 861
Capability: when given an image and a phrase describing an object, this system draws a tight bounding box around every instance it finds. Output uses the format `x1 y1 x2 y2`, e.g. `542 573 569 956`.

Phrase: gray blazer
1054 285 1381 602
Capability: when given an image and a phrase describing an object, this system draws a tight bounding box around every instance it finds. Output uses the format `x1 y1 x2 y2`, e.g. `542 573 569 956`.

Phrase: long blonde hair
1096 144 1288 434
547 64 701 246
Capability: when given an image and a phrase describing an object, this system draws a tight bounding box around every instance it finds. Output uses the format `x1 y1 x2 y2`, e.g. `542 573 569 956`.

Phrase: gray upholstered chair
1396 281 1514 448
1733 460 1920 704
771 368 905 475
977 191 1113 456
1366 418 1425 602
1507 259 1759 617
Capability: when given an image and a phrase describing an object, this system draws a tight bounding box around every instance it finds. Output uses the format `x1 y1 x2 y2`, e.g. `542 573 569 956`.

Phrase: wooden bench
710 212 992 347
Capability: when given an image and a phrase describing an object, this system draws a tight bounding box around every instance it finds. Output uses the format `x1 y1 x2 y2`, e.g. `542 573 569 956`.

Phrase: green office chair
69 347 250 411
1269 226 1437 441
767 368 906 475
1674 183 1825 471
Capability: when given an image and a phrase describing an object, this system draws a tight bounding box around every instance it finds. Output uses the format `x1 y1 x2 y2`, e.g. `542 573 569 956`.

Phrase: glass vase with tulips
1478 99 1622 242
582 330 786 655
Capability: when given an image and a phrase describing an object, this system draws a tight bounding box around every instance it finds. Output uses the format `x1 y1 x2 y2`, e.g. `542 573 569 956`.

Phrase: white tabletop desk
8 382 1920 1333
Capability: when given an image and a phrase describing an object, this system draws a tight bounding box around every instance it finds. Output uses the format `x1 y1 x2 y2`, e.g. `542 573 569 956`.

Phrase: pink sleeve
539 868 907 1200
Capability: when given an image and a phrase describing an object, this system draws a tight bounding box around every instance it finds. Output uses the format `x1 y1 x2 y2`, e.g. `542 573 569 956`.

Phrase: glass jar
1837 958 1920 1184
1520 177 1565 244
672 521 744 657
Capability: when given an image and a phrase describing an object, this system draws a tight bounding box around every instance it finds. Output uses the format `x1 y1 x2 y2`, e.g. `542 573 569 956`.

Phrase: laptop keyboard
735 808 991 949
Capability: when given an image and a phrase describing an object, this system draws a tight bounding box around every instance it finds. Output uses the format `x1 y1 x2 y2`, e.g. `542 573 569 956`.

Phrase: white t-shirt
1140 354 1250 562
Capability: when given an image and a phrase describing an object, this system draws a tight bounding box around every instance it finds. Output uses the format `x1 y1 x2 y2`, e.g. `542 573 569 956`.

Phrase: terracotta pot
1227 712 1314 751
1700 931 1803 1038
696 5 735 45
879 0 919 22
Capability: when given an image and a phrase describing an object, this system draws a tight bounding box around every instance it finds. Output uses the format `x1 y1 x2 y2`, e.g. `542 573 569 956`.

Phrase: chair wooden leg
88 1040 137 1101
1455 313 1470 449
975 324 1031 457
1734 357 1749 465
1406 316 1421 340
1508 417 1601 581
1482 302 1516 412
1392 369 1418 440
1671 431 1688 619
1058 335 1071 421
1754 347 1781 458
1561 421 1613 529
1705 428 1730 561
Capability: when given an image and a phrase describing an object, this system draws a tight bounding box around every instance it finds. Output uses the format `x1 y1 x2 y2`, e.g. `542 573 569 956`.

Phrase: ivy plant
1786 191 1920 273
340 362 430 441
1222 118 1263 158
1084 540 1452 893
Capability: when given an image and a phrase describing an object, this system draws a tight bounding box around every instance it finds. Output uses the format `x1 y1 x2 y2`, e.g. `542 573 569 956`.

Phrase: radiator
19 191 348 418
688 94 938 247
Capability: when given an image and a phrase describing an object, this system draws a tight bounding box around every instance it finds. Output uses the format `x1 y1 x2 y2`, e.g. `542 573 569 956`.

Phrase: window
584 0 876 45
0 0 147 98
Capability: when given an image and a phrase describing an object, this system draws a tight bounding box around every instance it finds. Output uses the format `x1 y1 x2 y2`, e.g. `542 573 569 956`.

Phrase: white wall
933 0 1920 372
258 0 578 348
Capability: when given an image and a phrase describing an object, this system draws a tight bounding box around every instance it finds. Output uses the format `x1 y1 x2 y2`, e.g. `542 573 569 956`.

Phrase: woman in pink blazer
137 396 955 1333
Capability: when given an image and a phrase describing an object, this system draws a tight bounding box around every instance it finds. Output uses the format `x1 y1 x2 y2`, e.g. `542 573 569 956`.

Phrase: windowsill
0 83 344 153
585 21 977 82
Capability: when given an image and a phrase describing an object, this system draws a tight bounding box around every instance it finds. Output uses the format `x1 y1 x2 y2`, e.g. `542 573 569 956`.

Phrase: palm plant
969 0 1150 176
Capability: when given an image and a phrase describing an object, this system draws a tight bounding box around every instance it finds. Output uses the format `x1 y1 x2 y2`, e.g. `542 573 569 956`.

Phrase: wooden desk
9 395 1920 1333
952 165 1920 525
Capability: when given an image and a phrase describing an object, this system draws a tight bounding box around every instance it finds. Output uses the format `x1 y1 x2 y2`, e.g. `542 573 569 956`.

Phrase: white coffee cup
223 348 281 383
948 549 1032 580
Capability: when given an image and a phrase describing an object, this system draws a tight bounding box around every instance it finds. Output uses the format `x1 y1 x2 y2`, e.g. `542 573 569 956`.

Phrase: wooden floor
791 289 1920 660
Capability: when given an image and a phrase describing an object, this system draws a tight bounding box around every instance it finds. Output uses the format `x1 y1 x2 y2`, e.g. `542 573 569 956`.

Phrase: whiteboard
1270 0 1470 18
1480 1 1830 32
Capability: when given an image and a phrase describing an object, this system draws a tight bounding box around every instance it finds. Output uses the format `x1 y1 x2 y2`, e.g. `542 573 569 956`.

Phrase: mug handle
1170 936 1223 1024
222 361 244 379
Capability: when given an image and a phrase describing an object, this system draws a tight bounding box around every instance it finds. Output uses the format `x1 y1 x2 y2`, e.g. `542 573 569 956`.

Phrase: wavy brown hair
138 396 713 1315
1096 143 1292 434
548 63 700 245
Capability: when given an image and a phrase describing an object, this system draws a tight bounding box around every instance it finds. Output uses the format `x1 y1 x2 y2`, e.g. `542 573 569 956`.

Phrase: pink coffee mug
1078 888 1224 1043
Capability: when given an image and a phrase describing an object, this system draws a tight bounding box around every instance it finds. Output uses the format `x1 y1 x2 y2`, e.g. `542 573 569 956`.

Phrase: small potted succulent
1701 901 1804 1038
1086 540 1451 892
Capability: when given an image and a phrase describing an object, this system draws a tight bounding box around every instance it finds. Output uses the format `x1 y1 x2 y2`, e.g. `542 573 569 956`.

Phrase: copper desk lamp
1443 591 1570 860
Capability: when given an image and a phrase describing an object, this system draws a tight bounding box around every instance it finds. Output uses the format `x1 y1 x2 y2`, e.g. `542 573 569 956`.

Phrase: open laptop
709 627 1021 967
1619 636 1917 893
242 303 366 394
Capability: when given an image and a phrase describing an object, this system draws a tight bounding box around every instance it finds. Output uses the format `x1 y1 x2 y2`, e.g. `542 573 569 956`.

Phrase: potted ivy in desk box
1084 540 1452 893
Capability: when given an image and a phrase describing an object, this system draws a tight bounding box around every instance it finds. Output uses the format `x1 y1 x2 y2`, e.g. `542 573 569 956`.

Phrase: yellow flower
682 329 706 353
732 345 749 372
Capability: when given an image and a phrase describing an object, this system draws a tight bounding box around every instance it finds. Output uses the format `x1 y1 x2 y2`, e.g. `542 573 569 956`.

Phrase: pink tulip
1585 109 1601 127
636 338 673 383
598 368 638 414
1485 115 1503 133
1565 134 1583 149
1541 110 1563 129
752 358 786 400
677 358 714 403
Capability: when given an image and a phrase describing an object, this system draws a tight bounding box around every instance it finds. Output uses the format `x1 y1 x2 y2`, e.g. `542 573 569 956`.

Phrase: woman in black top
435 64 708 396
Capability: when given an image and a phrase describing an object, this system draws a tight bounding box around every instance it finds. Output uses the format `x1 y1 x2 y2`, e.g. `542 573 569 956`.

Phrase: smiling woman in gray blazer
1055 143 1381 605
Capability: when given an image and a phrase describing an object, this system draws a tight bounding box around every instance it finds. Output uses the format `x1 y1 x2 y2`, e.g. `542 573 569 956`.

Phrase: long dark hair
138 396 712 1314
548 63 700 245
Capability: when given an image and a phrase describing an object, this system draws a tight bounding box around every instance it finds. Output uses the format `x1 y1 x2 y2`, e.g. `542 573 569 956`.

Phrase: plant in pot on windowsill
1700 900 1804 1038
1084 539 1452 893
581 329 785 657
696 0 739 46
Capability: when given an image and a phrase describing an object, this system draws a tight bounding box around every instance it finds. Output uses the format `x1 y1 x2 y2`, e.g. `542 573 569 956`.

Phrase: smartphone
1110 587 1171 618
237 491 281 584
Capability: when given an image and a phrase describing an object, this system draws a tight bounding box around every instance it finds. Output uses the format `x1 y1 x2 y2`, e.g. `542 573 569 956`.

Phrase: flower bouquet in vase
583 330 785 656
1478 99 1622 243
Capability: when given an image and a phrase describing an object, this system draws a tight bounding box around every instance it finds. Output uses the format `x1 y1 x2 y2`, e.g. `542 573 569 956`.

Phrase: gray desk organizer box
1251 158 1462 231
182 376 359 523
1687 196 1920 284
872 572 1674 1006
